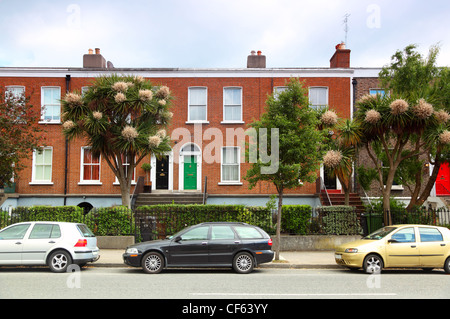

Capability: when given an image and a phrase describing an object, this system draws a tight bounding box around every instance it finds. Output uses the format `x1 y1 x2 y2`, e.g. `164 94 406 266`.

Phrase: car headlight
345 248 358 253
126 247 139 254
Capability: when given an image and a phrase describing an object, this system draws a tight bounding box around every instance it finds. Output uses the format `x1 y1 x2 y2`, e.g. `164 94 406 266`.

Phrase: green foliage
367 197 406 212
245 78 325 192
84 206 135 236
280 205 312 234
0 89 44 186
318 206 362 235
379 44 440 99
136 204 273 236
0 206 84 228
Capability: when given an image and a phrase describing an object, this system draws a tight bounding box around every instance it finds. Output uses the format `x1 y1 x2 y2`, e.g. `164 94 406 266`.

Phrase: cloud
0 0 448 68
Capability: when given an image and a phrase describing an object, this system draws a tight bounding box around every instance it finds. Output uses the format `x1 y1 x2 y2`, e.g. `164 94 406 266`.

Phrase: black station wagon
123 222 274 274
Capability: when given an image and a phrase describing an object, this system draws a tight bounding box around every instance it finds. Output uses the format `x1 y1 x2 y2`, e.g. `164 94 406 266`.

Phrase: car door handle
411 245 416 248
15 242 22 245
234 241 240 244
441 243 446 246
48 241 56 244
201 241 208 245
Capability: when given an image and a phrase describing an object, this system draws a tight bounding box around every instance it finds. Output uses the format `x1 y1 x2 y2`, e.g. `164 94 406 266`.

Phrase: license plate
335 254 342 260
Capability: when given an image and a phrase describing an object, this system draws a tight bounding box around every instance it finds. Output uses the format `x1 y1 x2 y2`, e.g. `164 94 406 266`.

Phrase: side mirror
174 236 182 242
388 239 398 243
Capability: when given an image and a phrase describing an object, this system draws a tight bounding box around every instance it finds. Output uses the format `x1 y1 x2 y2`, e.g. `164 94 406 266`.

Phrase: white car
0 221 99 272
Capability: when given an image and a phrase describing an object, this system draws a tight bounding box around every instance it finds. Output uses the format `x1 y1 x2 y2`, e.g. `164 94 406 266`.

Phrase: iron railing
2 205 450 242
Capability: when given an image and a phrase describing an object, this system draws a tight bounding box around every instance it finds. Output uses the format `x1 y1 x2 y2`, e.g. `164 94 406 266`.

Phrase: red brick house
1 45 356 210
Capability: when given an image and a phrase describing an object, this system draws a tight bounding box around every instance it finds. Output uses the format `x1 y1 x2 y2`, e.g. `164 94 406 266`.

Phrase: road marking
190 292 397 297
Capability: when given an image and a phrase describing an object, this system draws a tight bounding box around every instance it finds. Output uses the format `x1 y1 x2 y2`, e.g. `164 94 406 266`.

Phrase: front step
135 192 204 206
319 192 365 214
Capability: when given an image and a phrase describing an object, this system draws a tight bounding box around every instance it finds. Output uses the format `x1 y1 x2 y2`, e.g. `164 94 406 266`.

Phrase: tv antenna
343 13 350 45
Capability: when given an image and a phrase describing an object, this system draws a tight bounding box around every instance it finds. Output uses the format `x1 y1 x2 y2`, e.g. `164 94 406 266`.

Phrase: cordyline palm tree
321 109 362 205
353 92 450 224
61 74 173 208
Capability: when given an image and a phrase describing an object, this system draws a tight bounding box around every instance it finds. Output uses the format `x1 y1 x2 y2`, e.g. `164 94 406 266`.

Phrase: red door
436 162 450 195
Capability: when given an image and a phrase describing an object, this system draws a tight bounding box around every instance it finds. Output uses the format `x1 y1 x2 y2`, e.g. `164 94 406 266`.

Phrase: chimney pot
83 48 106 68
330 44 350 68
88 48 93 54
251 50 256 56
247 50 266 68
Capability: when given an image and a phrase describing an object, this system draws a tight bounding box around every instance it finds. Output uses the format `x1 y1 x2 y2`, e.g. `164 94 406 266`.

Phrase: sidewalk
92 249 340 269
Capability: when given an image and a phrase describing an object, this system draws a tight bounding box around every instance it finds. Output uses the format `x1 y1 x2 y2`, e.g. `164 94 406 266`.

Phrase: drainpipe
351 78 358 194
64 75 71 205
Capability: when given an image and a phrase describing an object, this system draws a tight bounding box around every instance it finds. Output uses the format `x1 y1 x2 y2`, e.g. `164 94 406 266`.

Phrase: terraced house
1 44 383 211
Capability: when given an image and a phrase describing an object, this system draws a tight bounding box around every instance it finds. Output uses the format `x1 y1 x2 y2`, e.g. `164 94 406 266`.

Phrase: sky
0 0 449 69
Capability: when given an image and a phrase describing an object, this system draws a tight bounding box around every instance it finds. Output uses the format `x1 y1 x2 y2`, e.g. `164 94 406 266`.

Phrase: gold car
335 224 450 274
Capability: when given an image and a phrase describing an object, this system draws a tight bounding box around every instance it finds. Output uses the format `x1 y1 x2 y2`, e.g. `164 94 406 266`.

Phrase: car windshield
166 226 193 240
364 226 397 240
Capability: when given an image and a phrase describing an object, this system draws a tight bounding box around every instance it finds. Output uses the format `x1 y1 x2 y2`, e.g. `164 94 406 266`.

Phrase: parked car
0 221 99 272
123 222 274 274
335 224 450 274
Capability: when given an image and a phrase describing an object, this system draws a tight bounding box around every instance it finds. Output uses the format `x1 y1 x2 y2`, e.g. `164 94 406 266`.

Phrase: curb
89 262 341 269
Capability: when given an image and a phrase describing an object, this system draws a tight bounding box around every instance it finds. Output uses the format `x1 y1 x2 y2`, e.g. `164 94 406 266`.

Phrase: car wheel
142 252 164 274
233 252 254 274
48 250 72 273
363 254 383 274
444 257 450 274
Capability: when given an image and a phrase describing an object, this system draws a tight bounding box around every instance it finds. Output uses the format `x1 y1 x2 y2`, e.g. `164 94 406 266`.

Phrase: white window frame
40 86 61 123
5 85 25 102
113 154 136 185
219 146 242 185
79 147 102 185
222 87 243 124
187 87 208 123
309 87 329 110
273 86 287 100
30 147 53 185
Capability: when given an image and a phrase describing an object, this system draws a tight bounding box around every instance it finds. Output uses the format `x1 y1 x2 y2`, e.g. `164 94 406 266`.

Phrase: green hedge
2 204 317 238
317 206 362 235
280 205 312 234
8 206 84 223
135 204 273 236
84 206 134 236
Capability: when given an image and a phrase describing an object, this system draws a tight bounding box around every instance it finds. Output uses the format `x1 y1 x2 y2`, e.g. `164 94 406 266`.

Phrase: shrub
8 206 84 223
280 205 312 234
84 206 135 236
318 206 362 235
135 204 273 238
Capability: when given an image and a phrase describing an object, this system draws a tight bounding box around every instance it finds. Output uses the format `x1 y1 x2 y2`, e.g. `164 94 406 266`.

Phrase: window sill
186 121 209 125
78 182 103 186
113 182 136 185
220 121 245 125
218 182 243 186
39 121 61 125
29 181 54 185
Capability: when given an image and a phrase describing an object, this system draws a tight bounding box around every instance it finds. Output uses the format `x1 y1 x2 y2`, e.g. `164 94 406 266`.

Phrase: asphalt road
1 267 449 300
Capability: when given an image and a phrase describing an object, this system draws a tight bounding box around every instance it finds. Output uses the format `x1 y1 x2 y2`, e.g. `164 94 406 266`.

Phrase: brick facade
1 46 356 208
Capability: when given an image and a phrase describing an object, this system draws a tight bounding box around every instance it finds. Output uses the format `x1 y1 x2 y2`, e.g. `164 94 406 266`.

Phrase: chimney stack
83 48 107 68
330 42 351 68
247 50 266 68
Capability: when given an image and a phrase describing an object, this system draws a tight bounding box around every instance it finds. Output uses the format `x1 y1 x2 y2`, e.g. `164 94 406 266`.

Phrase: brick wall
1 72 351 197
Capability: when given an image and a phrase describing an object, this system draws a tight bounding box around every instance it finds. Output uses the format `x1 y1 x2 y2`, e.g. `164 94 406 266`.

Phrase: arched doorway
179 143 201 191
77 202 93 215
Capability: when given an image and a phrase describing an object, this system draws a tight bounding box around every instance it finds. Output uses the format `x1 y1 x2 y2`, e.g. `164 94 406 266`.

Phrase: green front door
184 156 197 190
